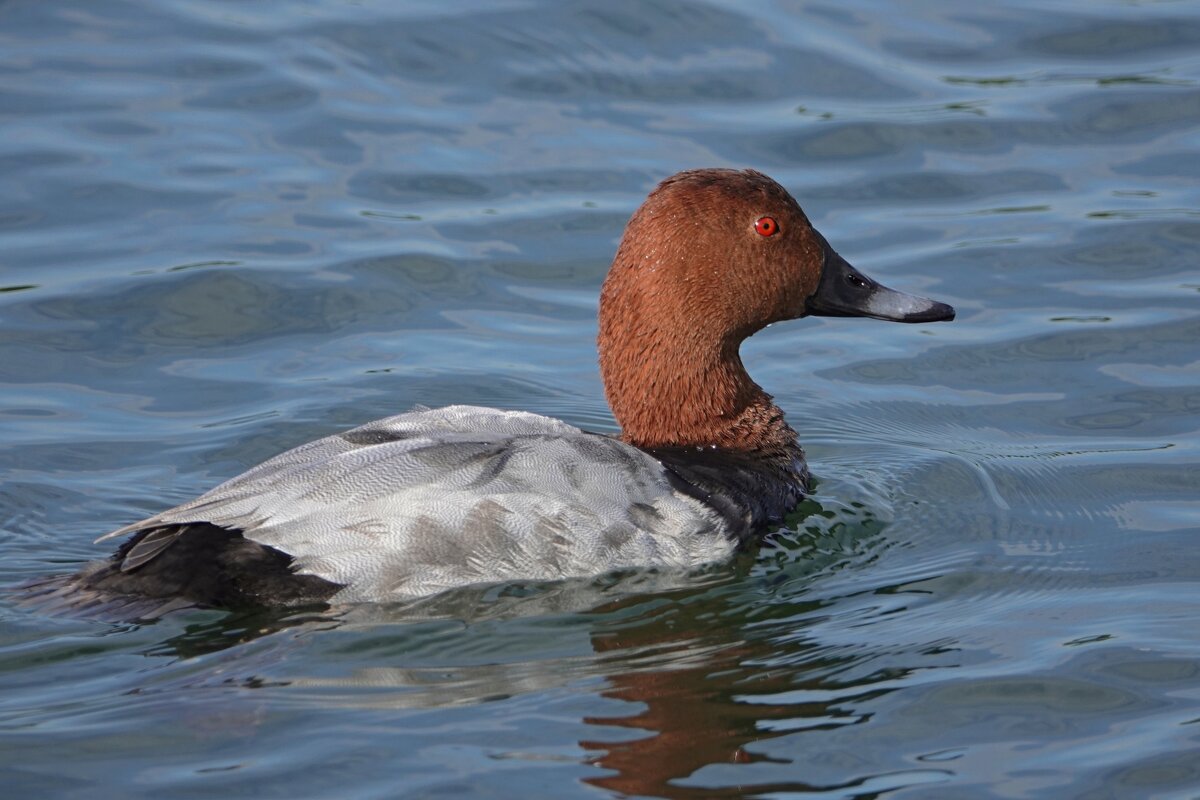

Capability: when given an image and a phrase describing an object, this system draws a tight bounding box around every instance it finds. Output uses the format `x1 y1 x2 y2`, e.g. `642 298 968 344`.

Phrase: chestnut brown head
598 168 954 450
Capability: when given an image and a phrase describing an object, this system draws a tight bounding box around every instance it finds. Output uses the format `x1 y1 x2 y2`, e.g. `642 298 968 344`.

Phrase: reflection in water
576 571 956 797
581 590 832 797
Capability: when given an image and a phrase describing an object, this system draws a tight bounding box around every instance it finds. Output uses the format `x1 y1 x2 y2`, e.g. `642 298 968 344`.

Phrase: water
2 0 1199 796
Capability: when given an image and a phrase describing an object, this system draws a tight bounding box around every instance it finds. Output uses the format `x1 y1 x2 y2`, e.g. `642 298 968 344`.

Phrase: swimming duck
65 168 954 609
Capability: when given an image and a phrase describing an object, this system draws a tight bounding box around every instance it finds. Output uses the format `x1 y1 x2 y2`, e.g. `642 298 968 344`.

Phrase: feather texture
96 406 735 602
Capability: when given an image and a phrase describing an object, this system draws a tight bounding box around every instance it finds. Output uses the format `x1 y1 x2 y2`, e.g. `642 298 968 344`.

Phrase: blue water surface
2 1 1199 797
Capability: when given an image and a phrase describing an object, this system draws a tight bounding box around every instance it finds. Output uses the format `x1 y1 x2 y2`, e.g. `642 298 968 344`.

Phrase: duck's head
598 168 955 449
602 168 953 336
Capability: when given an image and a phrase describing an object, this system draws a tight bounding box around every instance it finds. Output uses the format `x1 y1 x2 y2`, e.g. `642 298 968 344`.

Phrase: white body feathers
98 406 734 602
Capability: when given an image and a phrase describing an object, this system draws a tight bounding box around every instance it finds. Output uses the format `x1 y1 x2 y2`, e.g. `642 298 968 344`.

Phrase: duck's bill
805 235 955 323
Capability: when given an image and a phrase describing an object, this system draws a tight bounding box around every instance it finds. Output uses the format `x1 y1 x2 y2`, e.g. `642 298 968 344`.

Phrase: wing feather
97 405 733 601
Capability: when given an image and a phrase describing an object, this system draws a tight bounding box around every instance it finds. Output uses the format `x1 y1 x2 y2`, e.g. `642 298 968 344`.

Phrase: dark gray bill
805 234 955 323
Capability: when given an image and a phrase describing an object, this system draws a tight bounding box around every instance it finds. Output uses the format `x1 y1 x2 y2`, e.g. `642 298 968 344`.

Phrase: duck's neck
599 324 799 455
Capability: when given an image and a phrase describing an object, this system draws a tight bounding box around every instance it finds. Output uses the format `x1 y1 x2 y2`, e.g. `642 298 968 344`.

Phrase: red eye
755 216 779 237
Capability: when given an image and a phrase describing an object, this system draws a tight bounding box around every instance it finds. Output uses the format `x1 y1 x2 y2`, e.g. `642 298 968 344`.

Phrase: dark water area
2 1 1199 797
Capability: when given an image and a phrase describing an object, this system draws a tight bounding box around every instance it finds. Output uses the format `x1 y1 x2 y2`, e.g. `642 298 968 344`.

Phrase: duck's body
79 406 806 606
56 168 952 611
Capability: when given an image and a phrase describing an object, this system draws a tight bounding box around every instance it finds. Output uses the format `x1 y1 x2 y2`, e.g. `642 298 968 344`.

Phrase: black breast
645 444 809 544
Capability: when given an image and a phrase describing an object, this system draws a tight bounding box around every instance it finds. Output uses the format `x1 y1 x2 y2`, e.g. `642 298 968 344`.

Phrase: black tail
18 524 340 617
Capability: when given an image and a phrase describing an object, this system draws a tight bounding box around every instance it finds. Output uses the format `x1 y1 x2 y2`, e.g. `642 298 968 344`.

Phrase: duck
59 168 954 611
